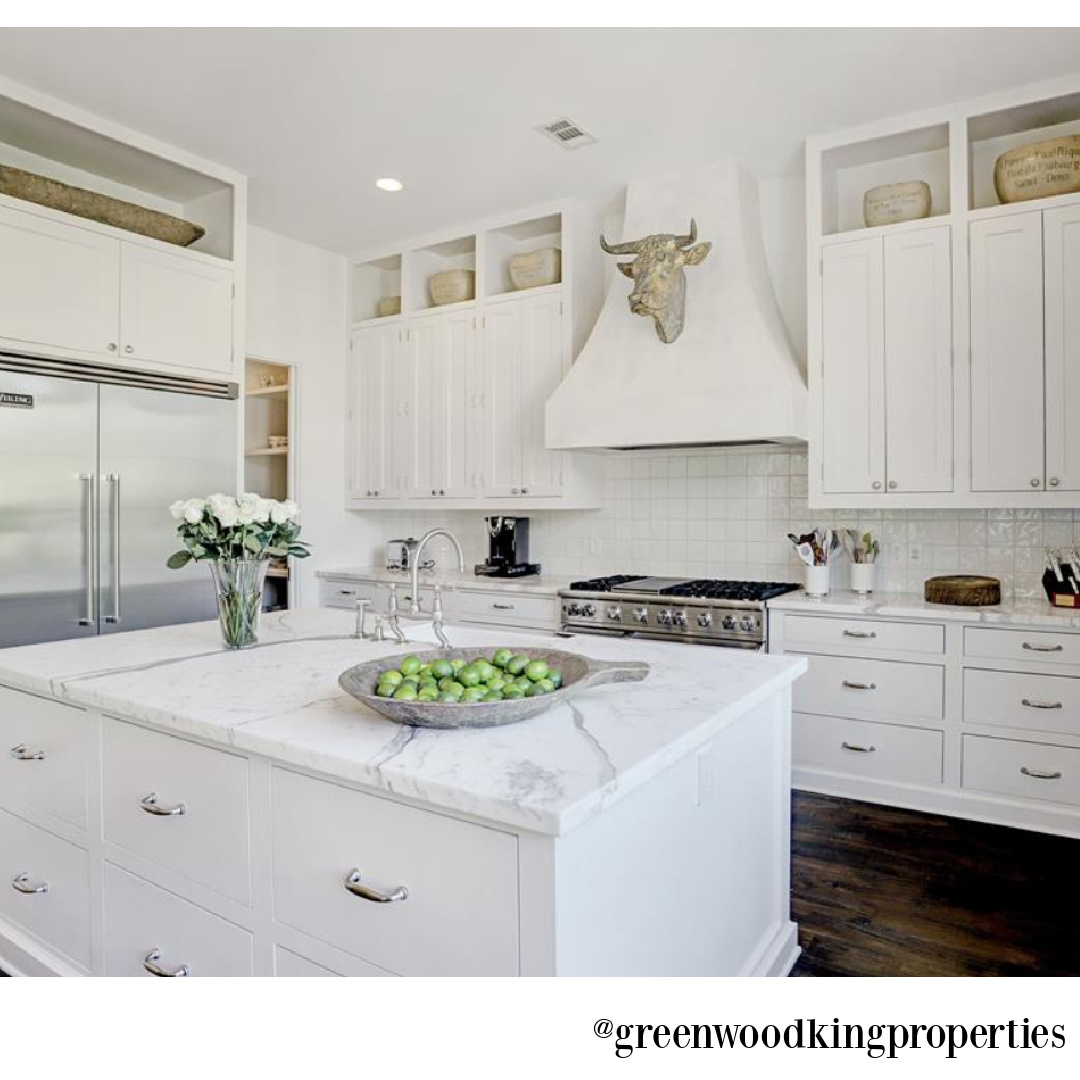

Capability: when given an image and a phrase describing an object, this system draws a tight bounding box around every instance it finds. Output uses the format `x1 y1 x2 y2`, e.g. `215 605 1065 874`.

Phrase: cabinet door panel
348 326 392 499
0 203 120 356
821 239 885 494
970 213 1044 492
120 244 233 375
1044 203 1080 492
436 311 480 497
483 301 524 496
518 293 564 497
388 330 416 496
408 318 440 497
884 227 953 492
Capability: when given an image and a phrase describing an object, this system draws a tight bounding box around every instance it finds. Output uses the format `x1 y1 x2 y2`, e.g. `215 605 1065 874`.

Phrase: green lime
535 678 556 694
431 659 453 679
399 655 422 676
376 682 396 698
402 673 420 686
514 676 531 693
438 690 459 703
437 676 456 691
484 688 505 701
450 658 466 673
506 654 529 676
503 686 525 699
525 682 549 698
393 685 418 701
525 660 550 682
446 682 465 699
417 687 438 702
379 669 404 687
485 675 506 693
548 670 563 689
462 686 487 702
474 661 496 682
458 664 482 687
493 648 513 669
417 664 432 678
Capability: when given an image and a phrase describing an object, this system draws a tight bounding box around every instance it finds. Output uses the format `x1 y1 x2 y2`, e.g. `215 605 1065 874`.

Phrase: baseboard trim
740 919 800 977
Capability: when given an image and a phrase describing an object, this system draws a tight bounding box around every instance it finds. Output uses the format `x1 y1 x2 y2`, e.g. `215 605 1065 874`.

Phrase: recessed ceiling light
375 177 405 193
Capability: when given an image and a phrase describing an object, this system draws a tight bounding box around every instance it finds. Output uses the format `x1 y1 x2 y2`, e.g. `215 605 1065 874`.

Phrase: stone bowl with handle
338 646 648 730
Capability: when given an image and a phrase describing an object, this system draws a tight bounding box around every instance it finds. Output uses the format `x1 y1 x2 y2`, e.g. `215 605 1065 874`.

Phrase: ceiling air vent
539 117 597 150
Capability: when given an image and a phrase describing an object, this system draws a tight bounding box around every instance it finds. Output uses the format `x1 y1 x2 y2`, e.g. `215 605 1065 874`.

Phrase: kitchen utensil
338 647 648 730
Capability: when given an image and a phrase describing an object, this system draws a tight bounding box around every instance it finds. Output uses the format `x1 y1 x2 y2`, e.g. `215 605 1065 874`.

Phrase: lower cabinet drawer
271 768 520 975
275 946 341 977
793 713 943 786
455 589 559 630
964 668 1080 737
784 615 944 656
0 685 90 829
103 863 253 976
793 654 944 721
320 578 386 610
0 807 90 968
102 719 252 904
964 626 1080 667
962 735 1080 808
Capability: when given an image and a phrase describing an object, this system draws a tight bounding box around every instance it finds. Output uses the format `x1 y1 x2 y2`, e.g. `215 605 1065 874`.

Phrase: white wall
246 225 382 603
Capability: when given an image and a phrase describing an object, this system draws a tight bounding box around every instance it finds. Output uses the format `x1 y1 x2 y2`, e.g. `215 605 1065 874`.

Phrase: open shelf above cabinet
352 252 402 322
406 234 477 312
484 212 562 297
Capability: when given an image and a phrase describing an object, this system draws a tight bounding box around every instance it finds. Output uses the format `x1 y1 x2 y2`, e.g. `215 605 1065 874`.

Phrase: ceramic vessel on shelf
805 565 830 598
994 135 1080 204
429 269 475 306
376 295 402 318
863 181 932 227
509 247 562 290
268 435 288 449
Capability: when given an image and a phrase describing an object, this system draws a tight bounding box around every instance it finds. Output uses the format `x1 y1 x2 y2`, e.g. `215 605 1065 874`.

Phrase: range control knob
740 615 757 632
722 614 737 631
657 610 673 626
672 611 687 627
607 606 623 621
634 607 649 624
697 611 713 628
567 603 581 617
582 604 597 617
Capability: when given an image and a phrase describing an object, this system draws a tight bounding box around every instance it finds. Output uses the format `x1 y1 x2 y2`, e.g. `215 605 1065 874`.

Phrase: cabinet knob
431 489 437 496
107 342 117 352
521 487 528 494
439 489 445 496
888 480 897 490
1031 478 1041 489
124 345 134 354
1049 477 1061 488
871 481 882 491
511 488 520 495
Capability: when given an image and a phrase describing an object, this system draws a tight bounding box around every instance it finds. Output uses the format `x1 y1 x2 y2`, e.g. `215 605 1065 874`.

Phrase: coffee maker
476 516 540 577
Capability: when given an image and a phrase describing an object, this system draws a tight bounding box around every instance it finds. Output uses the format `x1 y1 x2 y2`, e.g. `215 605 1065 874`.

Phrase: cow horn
599 233 643 255
673 219 698 248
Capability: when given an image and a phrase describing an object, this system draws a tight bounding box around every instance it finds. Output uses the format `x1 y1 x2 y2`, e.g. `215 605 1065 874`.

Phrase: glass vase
208 558 269 648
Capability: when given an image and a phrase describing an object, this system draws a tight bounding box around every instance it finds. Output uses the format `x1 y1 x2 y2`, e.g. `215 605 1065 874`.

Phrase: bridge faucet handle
386 582 399 615
432 584 444 619
353 597 371 639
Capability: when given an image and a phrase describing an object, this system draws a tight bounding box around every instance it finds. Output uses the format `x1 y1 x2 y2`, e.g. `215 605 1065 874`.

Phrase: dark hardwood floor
791 791 1080 976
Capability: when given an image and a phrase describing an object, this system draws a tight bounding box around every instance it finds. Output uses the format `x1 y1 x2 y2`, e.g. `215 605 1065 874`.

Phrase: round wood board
924 574 1001 607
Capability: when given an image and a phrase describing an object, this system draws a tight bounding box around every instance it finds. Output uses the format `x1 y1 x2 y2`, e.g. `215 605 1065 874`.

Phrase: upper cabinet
344 202 599 510
808 75 1080 508
0 81 245 381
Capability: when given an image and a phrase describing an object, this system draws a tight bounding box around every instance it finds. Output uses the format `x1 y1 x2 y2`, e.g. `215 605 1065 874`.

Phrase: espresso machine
476 516 540 577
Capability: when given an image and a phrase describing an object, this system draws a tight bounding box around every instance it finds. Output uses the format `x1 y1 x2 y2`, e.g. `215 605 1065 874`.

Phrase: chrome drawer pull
140 793 186 817
1021 698 1063 710
841 680 877 691
842 629 877 639
10 744 45 761
841 741 876 753
143 949 190 977
492 603 515 611
1022 642 1064 653
344 868 408 904
11 873 48 895
1020 766 1063 781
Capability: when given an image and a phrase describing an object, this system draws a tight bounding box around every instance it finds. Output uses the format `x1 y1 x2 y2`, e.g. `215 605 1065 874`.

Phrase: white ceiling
1 27 1079 254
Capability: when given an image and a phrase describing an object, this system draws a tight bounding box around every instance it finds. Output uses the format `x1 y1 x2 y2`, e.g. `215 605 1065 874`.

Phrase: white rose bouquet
166 493 311 569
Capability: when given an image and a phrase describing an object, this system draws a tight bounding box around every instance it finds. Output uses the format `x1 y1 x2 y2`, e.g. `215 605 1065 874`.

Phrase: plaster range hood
546 162 807 451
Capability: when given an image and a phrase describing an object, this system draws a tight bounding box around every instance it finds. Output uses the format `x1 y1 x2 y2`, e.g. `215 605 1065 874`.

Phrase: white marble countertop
770 589 1080 629
316 565 575 597
0 610 804 837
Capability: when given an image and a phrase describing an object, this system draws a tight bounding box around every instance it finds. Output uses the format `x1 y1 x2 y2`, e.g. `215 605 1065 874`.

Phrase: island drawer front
0 686 90 829
792 654 944 721
319 578 386 609
271 768 519 976
275 946 341 977
0 807 90 969
964 627 1080 667
962 735 1080 808
103 863 253 976
793 713 943 786
455 590 559 630
101 719 252 905
964 668 1080 738
784 616 944 655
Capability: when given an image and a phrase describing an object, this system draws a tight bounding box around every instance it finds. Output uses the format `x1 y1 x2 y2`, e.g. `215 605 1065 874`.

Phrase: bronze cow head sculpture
600 219 712 344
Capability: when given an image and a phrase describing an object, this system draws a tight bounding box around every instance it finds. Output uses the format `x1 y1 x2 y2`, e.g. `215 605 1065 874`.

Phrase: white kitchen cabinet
483 291 563 499
1043 203 1080 493
0 202 120 357
820 227 952 496
820 237 885 495
119 243 234 375
970 212 1045 493
348 324 394 499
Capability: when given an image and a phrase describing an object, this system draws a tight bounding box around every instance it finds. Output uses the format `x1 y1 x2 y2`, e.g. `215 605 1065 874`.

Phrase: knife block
1042 568 1080 607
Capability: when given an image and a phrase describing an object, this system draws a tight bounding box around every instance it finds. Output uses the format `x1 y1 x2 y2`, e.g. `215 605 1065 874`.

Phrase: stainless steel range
559 575 800 649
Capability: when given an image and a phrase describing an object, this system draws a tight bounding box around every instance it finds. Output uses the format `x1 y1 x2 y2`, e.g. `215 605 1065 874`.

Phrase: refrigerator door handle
105 473 121 624
79 474 96 626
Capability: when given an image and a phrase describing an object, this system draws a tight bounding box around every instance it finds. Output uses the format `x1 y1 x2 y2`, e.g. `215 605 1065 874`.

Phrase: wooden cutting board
924 575 1001 606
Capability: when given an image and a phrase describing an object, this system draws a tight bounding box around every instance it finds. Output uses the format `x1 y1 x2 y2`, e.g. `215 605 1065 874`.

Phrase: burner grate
568 574 647 593
658 579 801 601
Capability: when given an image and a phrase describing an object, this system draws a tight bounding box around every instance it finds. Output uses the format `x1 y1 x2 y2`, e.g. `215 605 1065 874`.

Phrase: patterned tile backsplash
361 447 1078 601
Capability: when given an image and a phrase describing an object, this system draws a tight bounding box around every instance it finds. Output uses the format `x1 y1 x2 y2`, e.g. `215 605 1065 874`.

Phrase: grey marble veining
315 566 575 597
0 610 804 836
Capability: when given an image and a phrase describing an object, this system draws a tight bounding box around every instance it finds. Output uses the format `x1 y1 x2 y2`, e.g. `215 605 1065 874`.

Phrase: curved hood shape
546 162 806 450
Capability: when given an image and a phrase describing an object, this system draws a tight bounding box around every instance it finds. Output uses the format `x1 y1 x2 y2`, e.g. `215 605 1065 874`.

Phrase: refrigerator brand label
0 392 33 409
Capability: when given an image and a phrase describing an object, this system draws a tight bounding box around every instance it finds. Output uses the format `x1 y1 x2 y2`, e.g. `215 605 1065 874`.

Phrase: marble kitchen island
0 610 805 978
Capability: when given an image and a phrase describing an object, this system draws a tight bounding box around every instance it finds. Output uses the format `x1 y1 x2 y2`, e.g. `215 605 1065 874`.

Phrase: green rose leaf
243 533 263 553
166 550 191 569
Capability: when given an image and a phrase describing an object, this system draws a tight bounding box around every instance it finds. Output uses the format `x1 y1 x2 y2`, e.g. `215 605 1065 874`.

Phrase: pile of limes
375 649 563 703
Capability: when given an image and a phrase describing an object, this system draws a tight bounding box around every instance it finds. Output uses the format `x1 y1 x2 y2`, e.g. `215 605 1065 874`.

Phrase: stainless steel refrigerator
0 355 239 649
